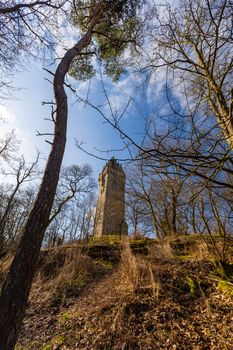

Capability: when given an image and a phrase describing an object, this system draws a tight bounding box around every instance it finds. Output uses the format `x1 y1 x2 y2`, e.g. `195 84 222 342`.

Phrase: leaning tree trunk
0 10 100 350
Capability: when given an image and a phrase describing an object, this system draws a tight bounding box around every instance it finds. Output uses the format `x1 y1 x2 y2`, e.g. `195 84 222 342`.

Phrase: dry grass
120 238 138 291
189 240 212 261
148 235 231 263
149 240 173 260
0 254 14 287
0 253 13 274
105 238 161 340
17 236 233 350
120 237 159 296
31 247 112 306
189 237 233 265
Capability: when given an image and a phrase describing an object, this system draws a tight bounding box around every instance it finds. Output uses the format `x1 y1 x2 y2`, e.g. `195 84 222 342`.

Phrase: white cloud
101 72 145 119
146 69 166 107
0 105 40 163
55 9 81 58
55 24 80 58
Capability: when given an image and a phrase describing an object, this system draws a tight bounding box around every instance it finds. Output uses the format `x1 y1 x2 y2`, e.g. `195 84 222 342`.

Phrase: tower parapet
93 158 128 237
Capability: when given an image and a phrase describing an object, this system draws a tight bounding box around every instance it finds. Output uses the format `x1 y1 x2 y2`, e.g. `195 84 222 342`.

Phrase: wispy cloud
0 105 41 162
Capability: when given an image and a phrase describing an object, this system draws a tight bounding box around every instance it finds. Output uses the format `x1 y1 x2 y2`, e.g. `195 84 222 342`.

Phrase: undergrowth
12 235 233 349
32 247 116 307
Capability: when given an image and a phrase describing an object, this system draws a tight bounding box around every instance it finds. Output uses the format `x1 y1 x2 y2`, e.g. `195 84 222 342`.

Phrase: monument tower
93 158 128 237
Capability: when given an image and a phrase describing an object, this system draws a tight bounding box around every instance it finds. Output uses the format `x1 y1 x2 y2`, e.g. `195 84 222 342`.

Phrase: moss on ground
218 280 233 298
186 276 196 297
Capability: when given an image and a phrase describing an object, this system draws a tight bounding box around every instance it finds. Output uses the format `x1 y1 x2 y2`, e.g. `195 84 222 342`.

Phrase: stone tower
93 158 128 237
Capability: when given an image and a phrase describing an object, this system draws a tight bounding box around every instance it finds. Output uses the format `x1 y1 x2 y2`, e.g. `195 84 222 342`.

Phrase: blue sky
0 59 154 180
0 6 185 186
0 1 186 184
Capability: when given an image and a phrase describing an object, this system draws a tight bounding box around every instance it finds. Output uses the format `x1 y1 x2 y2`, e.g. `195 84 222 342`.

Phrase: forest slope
12 237 233 350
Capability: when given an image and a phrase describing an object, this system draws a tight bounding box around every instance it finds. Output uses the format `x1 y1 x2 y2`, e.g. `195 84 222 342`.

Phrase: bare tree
126 193 153 238
0 130 18 162
126 161 187 239
45 163 96 246
145 0 233 148
0 185 37 254
48 163 96 225
0 154 40 256
0 0 66 97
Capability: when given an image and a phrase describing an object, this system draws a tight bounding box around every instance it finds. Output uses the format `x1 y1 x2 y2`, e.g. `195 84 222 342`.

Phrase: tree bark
0 8 100 349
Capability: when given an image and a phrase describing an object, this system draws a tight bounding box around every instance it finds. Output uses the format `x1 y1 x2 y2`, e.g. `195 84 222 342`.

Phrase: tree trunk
0 10 100 349
171 191 177 236
0 183 21 256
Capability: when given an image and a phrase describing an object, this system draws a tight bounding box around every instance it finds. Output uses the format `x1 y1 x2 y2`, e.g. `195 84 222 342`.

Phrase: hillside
10 236 233 350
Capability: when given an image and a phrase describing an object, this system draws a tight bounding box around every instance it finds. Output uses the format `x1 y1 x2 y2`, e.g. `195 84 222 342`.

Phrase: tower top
103 157 123 172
